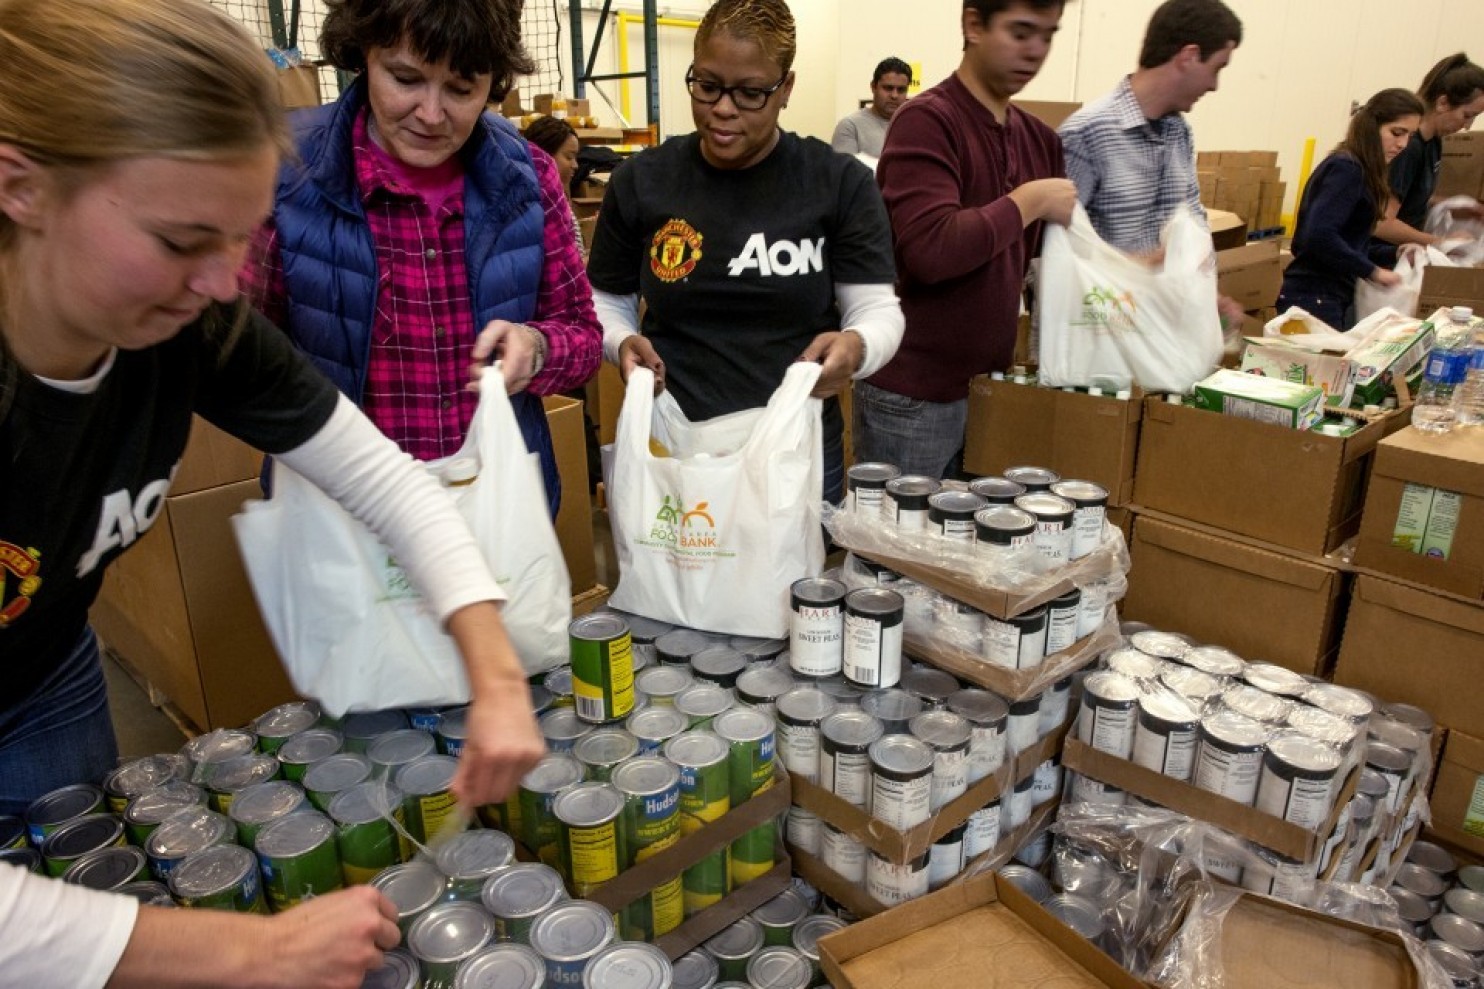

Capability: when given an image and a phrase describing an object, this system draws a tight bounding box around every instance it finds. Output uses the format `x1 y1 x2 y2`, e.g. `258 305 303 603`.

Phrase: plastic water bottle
1453 307 1484 426
1413 307 1475 434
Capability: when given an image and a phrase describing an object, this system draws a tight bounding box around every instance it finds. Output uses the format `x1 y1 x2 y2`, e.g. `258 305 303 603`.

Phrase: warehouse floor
102 504 622 758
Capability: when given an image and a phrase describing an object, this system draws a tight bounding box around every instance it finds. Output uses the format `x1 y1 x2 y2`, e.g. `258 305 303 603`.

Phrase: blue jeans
852 380 967 481
0 627 119 816
1276 289 1351 331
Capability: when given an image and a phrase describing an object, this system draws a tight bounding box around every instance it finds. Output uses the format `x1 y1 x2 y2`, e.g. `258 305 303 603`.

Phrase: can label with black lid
847 463 900 516
821 823 865 883
867 850 930 906
974 506 1037 553
1256 735 1341 828
868 736 934 830
964 802 1001 857
1014 492 1075 566
790 577 845 678
1007 695 1041 755
1049 480 1108 560
820 711 883 808
982 607 1047 670
885 476 940 532
928 491 987 542
1132 691 1200 782
843 588 904 688
1045 587 1081 656
1194 711 1268 806
1078 672 1140 759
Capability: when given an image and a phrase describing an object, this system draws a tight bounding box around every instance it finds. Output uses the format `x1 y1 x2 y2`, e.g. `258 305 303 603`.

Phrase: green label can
329 781 410 886
63 846 149 891
252 701 321 755
519 754 584 870
25 784 104 847
408 900 493 989
572 727 640 783
750 888 810 947
664 731 732 917
169 844 267 913
122 782 207 847
433 828 514 901
396 755 461 845
480 862 568 944
227 780 307 848
276 728 344 784
554 783 624 899
302 753 373 813
103 756 186 815
339 709 409 754
144 807 234 882
612 756 683 941
254 811 344 911
41 813 126 878
569 614 636 724
715 707 777 887
370 861 447 937
204 753 280 815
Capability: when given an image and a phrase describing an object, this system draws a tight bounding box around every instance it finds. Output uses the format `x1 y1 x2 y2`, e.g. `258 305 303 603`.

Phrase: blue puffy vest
270 81 559 515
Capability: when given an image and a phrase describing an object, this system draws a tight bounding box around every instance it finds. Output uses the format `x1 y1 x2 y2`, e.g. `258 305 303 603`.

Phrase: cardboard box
500 87 524 116
1438 130 1484 201
1216 239 1282 311
790 724 1070 863
1062 736 1357 861
174 416 263 495
1335 575 1484 736
1011 100 1082 130
90 480 297 731
817 870 1145 989
1208 209 1247 251
1133 396 1407 555
963 377 1144 506
1123 513 1347 677
1419 266 1484 318
1239 339 1356 408
543 395 597 594
1353 426 1484 599
1429 730 1484 860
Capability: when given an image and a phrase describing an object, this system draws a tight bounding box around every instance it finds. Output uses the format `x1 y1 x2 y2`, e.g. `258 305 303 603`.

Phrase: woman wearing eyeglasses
586 0 903 502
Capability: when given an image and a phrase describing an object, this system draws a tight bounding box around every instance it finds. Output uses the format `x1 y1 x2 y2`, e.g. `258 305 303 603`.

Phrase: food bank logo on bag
642 494 733 558
1074 286 1139 333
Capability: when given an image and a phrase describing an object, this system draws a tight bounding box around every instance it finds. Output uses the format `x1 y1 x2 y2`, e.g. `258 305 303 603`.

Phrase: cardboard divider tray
903 613 1119 701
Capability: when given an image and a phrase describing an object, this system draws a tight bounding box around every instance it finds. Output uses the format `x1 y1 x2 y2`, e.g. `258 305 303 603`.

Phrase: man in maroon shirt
853 0 1077 480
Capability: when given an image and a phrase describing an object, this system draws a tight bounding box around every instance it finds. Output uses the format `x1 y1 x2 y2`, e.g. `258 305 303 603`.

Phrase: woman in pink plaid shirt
243 0 602 518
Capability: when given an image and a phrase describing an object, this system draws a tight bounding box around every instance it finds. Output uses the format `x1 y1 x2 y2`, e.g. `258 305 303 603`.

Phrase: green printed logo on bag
645 495 728 555
1075 286 1138 333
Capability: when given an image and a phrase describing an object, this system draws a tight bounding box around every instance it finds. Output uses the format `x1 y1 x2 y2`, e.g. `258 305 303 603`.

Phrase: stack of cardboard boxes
1197 149 1287 234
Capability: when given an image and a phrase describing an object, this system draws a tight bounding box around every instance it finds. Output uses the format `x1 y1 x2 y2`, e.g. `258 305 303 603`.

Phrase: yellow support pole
615 11 700 123
1285 137 1317 235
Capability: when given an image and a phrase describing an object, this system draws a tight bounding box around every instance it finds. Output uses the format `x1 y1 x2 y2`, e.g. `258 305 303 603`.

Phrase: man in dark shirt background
853 0 1076 480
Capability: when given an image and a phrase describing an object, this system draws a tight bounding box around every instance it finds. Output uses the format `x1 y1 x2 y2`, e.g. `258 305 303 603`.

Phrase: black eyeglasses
684 67 788 111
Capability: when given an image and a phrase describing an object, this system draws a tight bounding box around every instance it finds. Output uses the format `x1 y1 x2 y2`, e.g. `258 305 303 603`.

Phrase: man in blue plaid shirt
1058 0 1241 258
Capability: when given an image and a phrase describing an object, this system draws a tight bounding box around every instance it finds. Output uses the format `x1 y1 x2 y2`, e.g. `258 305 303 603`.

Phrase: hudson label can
846 462 900 515
1194 711 1268 806
690 646 748 690
408 901 493 989
843 588 904 688
635 665 693 708
540 707 595 754
227 780 306 848
529 899 615 988
793 915 846 983
885 475 940 531
123 782 207 847
434 829 514 901
820 710 884 807
276 728 344 783
328 781 409 885
790 577 846 678
480 861 569 944
1078 671 1140 759
340 710 408 753
612 756 682 941
302 752 372 813
573 728 641 783
1045 587 1082 656
751 887 810 947
204 753 280 815
1132 690 1200 781
371 860 447 937
821 822 866 882
867 849 930 906
626 705 689 757
1049 480 1108 560
1003 466 1059 493
395 755 460 845
735 665 797 718
519 753 585 869
704 917 765 983
582 942 674 989
911 710 972 811
252 701 321 755
982 606 1047 670
974 505 1037 554
714 707 776 887
255 810 343 909
103 756 186 814
169 843 266 913
969 476 1026 504
775 687 837 783
1006 695 1042 755
928 490 987 541
1256 734 1341 828
1014 492 1076 565
664 731 732 917
42 813 126 878
570 613 636 724
949 689 1008 784
25 784 104 847
554 782 624 897
869 734 934 829
142 807 232 882
675 683 735 730
434 706 469 758
63 845 147 891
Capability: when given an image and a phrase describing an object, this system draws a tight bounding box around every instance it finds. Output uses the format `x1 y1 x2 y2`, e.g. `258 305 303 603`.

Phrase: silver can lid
886 474 941 499
480 862 567 919
454 944 544 989
868 734 935 775
342 709 409 740
1181 644 1244 677
1267 734 1342 774
183 728 257 767
928 490 989 516
1200 710 1268 750
599 607 674 643
63 846 147 890
1409 840 1459 877
395 755 459 797
168 843 256 898
1364 741 1412 775
570 612 630 644
861 688 925 723
436 707 469 741
947 688 1009 726
528 899 615 962
1286 706 1355 748
611 756 680 799
1048 480 1108 506
1223 685 1292 724
1105 647 1162 681
847 462 901 486
408 901 493 965
1160 667 1223 704
582 942 673 989
704 916 765 959
636 665 695 698
791 914 846 956
1302 683 1374 722
434 829 514 881
230 780 306 826
253 701 321 738
1369 719 1428 755
670 949 720 989
371 861 447 917
145 807 232 858
1444 888 1484 925
118 880 175 907
968 476 1027 502
125 782 207 826
1432 912 1484 954
791 576 846 608
998 863 1053 902
751 887 811 929
692 646 748 681
736 666 797 704
1138 690 1199 728
910 710 972 749
1013 492 1074 520
1003 466 1060 489
662 730 730 770
255 810 334 858
368 729 437 768
822 710 885 749
973 505 1037 541
42 813 122 860
900 667 961 703
729 636 789 661
329 781 403 827
279 728 345 765
776 687 838 725
1242 662 1310 698
574 728 641 768
626 706 690 743
1381 702 1436 735
655 629 714 661
713 706 774 746
362 950 422 989
552 782 624 828
747 946 814 989
106 755 186 799
540 707 594 744
545 668 574 697
521 753 585 795
203 753 279 793
845 586 904 619
1043 894 1105 939
1130 631 1192 662
303 753 373 794
675 683 735 720
1083 670 1141 706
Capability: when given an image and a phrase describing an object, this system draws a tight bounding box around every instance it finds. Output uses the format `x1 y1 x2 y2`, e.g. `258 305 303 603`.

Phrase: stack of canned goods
1390 841 1484 987
776 660 1069 910
1066 623 1436 898
676 892 844 989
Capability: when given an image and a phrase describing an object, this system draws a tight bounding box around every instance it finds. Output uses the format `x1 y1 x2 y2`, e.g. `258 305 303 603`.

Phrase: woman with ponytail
1374 53 1484 252
1277 89 1424 328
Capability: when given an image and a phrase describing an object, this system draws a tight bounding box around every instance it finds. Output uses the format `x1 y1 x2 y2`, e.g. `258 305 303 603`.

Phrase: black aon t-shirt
587 131 896 422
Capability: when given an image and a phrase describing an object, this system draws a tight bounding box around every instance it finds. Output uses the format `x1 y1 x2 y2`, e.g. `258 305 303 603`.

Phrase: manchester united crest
649 218 703 283
0 541 42 628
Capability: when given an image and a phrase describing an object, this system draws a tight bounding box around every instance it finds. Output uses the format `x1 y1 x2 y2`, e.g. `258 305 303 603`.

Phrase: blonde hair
695 0 797 74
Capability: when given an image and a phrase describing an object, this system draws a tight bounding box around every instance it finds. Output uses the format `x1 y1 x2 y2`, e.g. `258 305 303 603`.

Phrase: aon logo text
727 233 825 277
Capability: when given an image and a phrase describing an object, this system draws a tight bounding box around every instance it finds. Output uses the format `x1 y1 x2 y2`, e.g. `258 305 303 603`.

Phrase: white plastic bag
1038 205 1223 393
1354 248 1430 320
232 367 571 715
606 363 825 637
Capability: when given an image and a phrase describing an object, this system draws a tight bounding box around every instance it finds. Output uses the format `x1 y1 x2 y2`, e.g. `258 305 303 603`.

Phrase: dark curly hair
319 0 534 99
523 114 578 157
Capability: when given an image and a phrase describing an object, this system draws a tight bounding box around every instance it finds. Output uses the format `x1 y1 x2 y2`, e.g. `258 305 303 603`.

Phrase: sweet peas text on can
789 577 846 678
843 588 904 689
1014 492 1076 566
1048 480 1108 560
